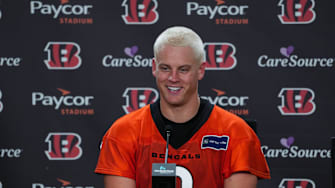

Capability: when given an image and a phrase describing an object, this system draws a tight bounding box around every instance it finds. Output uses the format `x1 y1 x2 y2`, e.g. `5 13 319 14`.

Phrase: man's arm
224 172 258 188
104 175 136 188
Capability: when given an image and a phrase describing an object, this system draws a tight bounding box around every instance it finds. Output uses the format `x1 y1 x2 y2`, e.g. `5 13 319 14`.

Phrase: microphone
152 125 176 188
164 125 172 164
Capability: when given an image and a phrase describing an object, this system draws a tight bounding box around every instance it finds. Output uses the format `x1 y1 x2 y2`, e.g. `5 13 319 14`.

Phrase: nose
168 70 179 82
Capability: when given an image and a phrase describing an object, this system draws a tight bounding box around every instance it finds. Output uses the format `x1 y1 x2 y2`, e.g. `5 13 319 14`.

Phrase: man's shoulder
209 105 254 136
116 104 152 123
105 105 152 137
211 105 244 122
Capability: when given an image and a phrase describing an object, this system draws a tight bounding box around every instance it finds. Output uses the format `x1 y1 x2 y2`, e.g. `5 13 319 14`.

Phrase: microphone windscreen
164 124 173 132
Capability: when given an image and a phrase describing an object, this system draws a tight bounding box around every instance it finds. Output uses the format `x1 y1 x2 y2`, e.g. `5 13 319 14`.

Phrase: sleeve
222 122 271 179
94 125 137 180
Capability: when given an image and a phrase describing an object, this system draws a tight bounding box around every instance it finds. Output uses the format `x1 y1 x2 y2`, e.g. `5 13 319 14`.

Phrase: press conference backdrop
0 0 334 187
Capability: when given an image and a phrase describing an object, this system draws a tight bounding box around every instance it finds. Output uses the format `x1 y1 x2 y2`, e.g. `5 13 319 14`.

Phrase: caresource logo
279 178 316 188
30 0 94 24
45 133 82 160
122 87 158 114
200 88 249 116
204 43 237 70
262 136 331 159
278 0 316 24
32 88 95 115
44 42 82 70
32 178 94 188
258 45 334 68
102 45 152 68
0 148 23 158
186 1 249 25
122 0 159 25
0 57 23 67
278 88 316 116
0 90 3 112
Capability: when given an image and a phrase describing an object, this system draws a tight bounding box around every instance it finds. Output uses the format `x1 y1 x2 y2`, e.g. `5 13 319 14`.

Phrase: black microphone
164 125 172 164
152 125 176 188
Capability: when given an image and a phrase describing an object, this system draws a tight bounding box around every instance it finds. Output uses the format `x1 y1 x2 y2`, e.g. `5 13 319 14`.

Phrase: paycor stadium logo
30 0 94 24
186 0 249 25
200 88 249 116
33 178 94 188
32 88 95 115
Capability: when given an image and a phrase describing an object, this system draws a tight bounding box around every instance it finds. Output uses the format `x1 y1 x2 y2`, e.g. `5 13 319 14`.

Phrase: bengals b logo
122 87 158 114
279 178 315 188
122 0 159 24
45 133 82 160
278 88 316 115
278 0 316 24
204 43 237 70
44 42 82 70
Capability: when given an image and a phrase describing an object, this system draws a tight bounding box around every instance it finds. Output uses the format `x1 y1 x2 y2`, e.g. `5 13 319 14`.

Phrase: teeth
168 87 180 91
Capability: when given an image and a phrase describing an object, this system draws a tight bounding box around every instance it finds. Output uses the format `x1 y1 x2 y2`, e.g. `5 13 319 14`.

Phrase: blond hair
153 26 205 63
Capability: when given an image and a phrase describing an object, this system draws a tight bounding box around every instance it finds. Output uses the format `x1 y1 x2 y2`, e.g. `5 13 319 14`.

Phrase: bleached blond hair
153 26 205 63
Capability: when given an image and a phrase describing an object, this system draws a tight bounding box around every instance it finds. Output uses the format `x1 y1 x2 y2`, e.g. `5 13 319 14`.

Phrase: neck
160 96 200 123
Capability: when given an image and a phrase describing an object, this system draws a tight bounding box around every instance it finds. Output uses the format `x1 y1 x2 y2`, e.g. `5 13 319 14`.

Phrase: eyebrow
157 62 193 67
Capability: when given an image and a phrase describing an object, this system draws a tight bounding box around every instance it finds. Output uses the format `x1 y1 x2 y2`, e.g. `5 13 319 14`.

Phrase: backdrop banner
0 0 334 187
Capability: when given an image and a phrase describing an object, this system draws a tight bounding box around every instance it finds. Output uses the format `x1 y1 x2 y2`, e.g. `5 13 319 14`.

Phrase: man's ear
152 58 157 77
198 62 206 80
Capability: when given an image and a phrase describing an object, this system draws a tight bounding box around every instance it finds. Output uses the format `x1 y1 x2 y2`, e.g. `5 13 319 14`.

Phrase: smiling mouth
168 86 181 93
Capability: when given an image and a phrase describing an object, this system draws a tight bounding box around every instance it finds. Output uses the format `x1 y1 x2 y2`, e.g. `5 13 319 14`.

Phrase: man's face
152 45 205 107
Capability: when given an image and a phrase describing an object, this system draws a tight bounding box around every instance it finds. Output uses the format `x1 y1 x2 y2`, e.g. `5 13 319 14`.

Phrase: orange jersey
95 103 270 187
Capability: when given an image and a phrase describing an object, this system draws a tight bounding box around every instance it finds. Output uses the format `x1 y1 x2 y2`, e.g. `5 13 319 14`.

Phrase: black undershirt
150 99 214 149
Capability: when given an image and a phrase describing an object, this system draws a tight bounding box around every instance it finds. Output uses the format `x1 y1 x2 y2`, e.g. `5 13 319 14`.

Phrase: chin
162 97 184 107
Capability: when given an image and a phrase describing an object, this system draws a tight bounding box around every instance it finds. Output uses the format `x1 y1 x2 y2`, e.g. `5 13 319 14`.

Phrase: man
95 26 270 187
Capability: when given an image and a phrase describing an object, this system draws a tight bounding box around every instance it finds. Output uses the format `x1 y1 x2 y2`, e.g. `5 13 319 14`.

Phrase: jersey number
176 166 193 188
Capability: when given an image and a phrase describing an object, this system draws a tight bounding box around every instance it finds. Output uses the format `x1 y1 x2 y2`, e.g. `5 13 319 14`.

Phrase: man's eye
160 66 169 71
180 68 189 72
